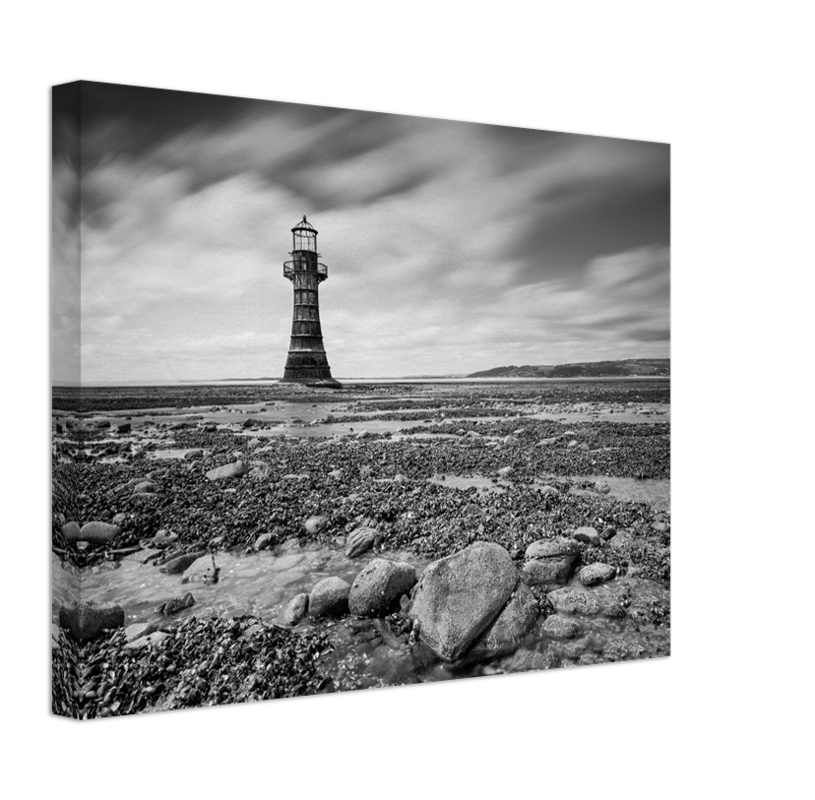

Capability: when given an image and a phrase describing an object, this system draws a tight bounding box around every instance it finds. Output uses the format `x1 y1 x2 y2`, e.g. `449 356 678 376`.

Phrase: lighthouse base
280 376 343 389
281 356 342 389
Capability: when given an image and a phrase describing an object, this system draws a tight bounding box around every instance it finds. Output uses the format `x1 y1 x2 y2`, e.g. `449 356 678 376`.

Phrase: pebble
573 526 602 546
542 614 581 640
304 516 328 535
579 563 618 586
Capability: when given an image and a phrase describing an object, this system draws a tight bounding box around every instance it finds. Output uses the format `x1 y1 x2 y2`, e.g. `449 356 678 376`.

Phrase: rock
181 555 220 584
542 614 581 640
462 581 538 663
157 592 195 615
160 552 205 574
567 440 579 448
547 587 602 616
503 435 518 446
497 466 513 477
574 526 602 546
124 622 156 643
125 631 171 650
112 513 128 526
609 530 635 551
150 528 178 545
116 422 132 434
203 423 217 432
579 563 617 586
348 559 417 617
133 480 156 494
59 601 124 642
309 577 350 618
60 521 81 543
254 532 273 551
280 593 309 626
521 537 580 587
538 485 558 496
596 482 611 494
304 516 329 535
206 461 248 481
409 542 518 662
95 420 111 429
183 449 204 460
345 526 378 558
601 526 617 540
78 521 120 545
328 469 343 479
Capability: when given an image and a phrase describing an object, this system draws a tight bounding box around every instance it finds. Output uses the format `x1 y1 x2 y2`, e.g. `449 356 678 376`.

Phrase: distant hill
467 358 670 378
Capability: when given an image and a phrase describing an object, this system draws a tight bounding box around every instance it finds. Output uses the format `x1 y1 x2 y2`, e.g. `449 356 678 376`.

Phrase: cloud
67 87 670 382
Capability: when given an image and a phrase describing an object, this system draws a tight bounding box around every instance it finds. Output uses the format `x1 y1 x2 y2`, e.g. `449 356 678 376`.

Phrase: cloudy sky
52 82 669 384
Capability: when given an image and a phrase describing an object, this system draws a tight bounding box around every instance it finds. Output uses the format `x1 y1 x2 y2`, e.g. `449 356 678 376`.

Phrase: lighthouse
281 216 342 388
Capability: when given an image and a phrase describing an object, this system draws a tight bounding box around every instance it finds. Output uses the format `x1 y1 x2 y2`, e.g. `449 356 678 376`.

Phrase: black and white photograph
52 81 670 718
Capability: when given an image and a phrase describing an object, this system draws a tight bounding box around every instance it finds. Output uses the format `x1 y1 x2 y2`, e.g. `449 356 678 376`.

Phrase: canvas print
51 81 670 719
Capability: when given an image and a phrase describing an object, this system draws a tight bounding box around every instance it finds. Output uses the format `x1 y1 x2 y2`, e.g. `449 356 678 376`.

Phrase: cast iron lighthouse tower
281 216 342 388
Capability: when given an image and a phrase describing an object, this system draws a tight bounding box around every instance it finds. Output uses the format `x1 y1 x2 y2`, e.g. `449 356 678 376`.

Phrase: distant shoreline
54 376 671 389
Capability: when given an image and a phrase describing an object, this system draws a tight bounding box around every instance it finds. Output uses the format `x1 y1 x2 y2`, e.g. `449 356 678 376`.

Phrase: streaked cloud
52 82 669 382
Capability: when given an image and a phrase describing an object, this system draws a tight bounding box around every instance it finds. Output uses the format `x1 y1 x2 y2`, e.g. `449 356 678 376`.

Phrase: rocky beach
52 380 670 719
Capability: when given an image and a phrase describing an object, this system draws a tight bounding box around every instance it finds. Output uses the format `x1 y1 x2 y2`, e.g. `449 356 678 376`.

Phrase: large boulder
460 581 538 664
521 537 580 587
348 559 417 617
408 542 518 662
59 601 125 642
309 577 350 618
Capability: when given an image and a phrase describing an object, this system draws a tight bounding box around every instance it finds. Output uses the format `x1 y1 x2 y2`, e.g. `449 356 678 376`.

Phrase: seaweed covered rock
345 526 378 558
78 521 120 545
522 537 580 587
579 563 617 586
206 461 248 481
